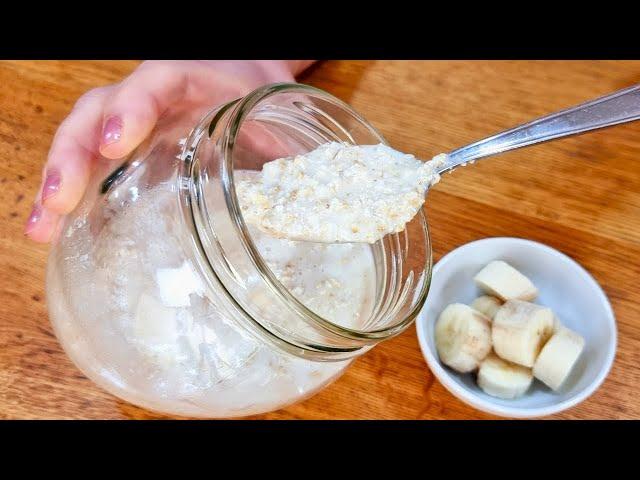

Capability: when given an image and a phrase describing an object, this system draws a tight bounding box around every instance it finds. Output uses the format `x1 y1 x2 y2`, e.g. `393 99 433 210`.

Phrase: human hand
25 60 314 242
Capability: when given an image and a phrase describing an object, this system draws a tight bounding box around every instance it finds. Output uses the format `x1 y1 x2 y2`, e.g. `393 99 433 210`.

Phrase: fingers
98 61 189 159
26 59 310 244
42 86 111 215
28 60 190 242
235 121 298 167
26 86 111 242
24 202 60 243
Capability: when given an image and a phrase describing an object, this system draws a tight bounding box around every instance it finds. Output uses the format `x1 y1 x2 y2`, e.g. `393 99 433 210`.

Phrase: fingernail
24 203 42 235
102 115 123 146
41 168 61 204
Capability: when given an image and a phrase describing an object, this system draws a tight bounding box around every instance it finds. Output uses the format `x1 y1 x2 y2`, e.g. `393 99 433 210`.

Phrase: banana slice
492 300 555 367
533 326 585 390
470 295 503 320
474 260 538 301
477 352 534 399
435 303 492 373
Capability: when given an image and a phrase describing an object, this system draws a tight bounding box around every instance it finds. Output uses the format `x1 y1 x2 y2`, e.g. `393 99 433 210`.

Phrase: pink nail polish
102 116 123 146
42 168 61 203
24 203 42 235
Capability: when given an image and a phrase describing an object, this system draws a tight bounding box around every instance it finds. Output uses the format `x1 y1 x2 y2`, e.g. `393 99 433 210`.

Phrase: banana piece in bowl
474 260 538 301
435 303 492 373
471 295 503 320
477 352 533 399
533 326 585 391
492 300 555 368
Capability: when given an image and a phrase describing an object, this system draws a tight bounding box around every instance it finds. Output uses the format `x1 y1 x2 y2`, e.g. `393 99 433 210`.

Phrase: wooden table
1 60 639 419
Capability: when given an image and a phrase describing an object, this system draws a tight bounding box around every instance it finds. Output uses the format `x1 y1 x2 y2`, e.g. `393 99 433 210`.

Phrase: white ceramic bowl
416 237 617 418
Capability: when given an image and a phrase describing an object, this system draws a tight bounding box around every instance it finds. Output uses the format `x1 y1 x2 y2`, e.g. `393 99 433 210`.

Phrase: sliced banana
470 295 503 320
474 260 538 301
533 326 585 390
477 352 534 399
435 303 492 373
492 300 555 367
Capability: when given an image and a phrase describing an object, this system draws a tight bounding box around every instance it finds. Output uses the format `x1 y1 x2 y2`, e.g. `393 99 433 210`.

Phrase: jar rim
217 83 434 343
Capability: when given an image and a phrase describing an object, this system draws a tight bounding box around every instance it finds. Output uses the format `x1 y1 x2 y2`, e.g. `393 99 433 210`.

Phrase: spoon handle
439 83 640 174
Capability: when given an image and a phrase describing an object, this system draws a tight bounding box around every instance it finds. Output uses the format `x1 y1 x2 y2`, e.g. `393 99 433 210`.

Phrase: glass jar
46 83 433 418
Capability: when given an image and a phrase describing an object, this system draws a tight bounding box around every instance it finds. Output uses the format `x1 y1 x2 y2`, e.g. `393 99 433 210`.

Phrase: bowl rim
415 236 617 419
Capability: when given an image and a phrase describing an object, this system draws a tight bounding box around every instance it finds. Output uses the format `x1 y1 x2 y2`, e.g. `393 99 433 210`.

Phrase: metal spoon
438 84 640 174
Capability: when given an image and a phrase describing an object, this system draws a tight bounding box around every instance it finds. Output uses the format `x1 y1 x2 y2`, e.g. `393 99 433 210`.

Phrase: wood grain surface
1 60 639 419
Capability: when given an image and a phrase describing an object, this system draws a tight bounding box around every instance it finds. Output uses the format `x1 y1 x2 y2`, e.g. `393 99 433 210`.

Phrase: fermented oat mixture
237 142 447 244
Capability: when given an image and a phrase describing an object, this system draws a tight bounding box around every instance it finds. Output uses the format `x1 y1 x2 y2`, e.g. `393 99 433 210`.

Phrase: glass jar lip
220 82 433 342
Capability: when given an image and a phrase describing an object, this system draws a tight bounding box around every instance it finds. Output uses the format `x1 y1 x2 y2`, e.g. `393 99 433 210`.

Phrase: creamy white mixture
237 142 446 244
48 142 441 417
254 229 375 329
48 178 376 417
